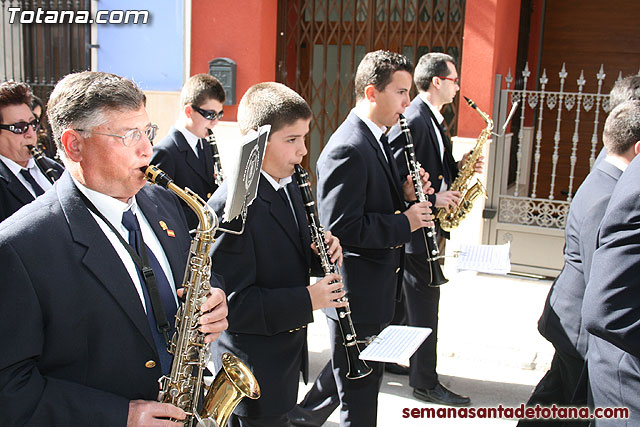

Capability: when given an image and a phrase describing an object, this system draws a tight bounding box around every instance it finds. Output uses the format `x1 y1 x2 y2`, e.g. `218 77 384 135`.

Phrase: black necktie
434 121 451 184
122 209 177 374
277 187 299 230
380 133 400 183
20 168 45 197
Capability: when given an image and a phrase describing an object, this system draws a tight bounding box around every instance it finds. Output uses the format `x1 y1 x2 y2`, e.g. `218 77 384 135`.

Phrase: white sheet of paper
455 242 511 275
359 325 432 364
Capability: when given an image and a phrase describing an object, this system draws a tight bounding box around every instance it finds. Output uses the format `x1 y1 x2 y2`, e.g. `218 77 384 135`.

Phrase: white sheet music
455 242 511 275
359 325 431 364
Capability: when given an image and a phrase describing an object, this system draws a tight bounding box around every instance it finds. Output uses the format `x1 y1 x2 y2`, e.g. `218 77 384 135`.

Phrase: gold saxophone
142 165 260 427
436 97 493 231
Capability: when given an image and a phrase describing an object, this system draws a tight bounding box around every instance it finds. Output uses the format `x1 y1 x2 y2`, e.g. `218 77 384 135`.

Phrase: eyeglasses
437 76 460 85
192 104 224 121
0 118 40 135
74 123 159 147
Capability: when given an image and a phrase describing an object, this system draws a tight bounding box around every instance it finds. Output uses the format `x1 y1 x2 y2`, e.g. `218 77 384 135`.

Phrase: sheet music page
359 325 431 364
223 125 269 222
455 242 511 275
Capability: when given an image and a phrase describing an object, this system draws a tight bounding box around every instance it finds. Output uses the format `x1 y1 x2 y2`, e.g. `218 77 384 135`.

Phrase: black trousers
516 347 588 426
393 250 440 389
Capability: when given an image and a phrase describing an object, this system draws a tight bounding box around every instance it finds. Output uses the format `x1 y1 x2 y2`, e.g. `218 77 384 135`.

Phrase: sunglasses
0 118 40 135
192 104 224 121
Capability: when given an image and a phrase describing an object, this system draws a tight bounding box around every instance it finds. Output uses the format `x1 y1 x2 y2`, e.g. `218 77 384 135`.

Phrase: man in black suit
152 73 225 230
208 82 346 427
0 81 63 222
521 79 640 426
580 100 640 426
0 71 228 426
387 52 480 407
313 50 433 426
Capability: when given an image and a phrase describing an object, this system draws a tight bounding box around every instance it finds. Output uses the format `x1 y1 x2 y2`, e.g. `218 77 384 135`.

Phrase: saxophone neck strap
78 191 172 345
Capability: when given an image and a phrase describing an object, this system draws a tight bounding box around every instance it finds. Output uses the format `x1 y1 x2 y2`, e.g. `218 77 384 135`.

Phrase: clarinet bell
428 260 448 287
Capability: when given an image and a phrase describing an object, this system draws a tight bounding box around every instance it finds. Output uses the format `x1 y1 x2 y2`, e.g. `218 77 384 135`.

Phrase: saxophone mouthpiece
463 96 477 110
141 165 174 189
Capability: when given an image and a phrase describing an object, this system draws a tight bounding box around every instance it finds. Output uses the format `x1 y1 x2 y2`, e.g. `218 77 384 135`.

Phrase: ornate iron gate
276 0 465 171
484 63 632 276
0 0 91 102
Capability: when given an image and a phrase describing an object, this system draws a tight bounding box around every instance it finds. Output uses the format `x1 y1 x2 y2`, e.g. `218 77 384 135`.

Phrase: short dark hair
413 52 456 92
609 75 640 111
354 50 413 101
237 82 312 136
603 100 640 155
180 73 226 107
47 71 146 156
0 81 33 123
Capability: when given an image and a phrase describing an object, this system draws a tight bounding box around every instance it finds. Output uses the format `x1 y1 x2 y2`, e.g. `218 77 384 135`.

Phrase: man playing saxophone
0 71 228 426
388 52 483 406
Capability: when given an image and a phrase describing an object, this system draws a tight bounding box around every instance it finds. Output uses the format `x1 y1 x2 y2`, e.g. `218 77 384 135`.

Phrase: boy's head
181 73 225 139
354 50 413 128
238 82 312 180
609 75 640 111
603 100 640 159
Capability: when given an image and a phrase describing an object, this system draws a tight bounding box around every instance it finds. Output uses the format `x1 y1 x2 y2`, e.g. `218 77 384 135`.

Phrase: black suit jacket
317 111 411 325
538 160 622 359
208 176 321 417
0 157 64 223
583 155 640 422
151 127 217 230
0 173 217 426
390 96 458 251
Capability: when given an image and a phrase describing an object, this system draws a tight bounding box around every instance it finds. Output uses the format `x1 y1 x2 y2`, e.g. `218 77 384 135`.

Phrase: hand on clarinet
307 273 348 310
310 230 343 267
402 167 434 202
403 202 435 232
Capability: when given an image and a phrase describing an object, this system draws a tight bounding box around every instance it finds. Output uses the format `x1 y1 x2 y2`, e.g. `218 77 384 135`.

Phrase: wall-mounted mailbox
209 57 236 105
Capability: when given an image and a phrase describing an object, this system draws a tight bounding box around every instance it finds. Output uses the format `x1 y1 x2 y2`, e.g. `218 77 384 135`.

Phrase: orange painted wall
458 0 521 137
190 0 278 121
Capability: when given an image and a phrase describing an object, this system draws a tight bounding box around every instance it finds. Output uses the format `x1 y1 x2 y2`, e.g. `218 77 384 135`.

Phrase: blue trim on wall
97 0 184 91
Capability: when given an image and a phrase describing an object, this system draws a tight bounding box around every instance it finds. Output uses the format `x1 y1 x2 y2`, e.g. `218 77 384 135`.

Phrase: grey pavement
298 264 555 426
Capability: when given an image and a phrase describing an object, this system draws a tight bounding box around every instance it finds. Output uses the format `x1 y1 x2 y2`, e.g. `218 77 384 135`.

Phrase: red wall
190 0 278 121
458 0 521 137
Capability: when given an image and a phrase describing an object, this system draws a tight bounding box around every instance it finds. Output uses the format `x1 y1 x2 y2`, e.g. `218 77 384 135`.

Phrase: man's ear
364 84 377 102
634 140 640 156
184 104 193 119
61 129 83 162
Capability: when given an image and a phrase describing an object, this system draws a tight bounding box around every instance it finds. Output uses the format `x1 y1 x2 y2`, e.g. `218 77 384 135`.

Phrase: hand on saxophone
310 230 343 267
176 287 229 344
127 400 186 426
435 190 462 213
307 273 348 310
460 150 485 174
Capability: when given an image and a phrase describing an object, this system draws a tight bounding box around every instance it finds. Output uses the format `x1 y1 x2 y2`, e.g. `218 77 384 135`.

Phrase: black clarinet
26 144 60 184
294 164 372 380
398 115 448 287
206 129 224 186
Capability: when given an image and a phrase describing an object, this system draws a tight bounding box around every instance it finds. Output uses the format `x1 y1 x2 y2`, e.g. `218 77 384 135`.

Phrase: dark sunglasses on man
191 104 224 121
0 118 40 135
